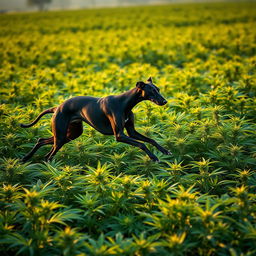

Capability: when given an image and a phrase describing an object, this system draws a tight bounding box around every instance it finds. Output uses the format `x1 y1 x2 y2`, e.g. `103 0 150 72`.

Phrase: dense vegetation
0 2 256 255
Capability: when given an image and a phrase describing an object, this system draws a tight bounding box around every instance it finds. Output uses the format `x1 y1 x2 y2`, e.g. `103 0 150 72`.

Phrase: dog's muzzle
150 98 167 106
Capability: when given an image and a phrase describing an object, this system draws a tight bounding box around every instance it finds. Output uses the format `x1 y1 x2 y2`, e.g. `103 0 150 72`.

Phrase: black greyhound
21 77 171 162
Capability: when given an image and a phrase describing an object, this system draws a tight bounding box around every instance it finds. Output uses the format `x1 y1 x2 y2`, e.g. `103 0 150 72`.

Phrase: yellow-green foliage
0 2 256 255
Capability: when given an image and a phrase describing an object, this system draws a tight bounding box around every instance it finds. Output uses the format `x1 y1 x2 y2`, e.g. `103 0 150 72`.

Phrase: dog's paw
161 148 172 155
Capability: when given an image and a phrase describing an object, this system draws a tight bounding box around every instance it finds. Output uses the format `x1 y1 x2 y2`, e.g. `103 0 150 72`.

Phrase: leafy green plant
0 2 256 255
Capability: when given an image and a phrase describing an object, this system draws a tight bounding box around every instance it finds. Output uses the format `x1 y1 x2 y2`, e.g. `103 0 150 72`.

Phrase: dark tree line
27 0 52 11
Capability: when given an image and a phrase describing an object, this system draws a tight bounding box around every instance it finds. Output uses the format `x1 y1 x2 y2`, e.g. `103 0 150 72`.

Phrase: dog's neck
118 87 144 113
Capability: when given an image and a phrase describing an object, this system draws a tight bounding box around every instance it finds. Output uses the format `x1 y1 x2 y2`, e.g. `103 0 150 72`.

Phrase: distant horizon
0 0 251 13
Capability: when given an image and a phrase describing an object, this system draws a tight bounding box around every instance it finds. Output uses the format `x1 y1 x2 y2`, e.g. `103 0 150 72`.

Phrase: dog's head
136 77 167 106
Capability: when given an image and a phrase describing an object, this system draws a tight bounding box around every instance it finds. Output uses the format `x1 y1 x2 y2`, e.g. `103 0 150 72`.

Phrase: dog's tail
20 107 57 128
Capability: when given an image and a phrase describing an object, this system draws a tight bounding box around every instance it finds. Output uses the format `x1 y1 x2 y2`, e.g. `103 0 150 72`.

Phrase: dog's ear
136 81 145 89
147 77 153 83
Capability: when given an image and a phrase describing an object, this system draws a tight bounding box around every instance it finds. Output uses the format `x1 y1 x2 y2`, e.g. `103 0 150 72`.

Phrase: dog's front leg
109 114 159 162
125 112 171 155
116 132 159 162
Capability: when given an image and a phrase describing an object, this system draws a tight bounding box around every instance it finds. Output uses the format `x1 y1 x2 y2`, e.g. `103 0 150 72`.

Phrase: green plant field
0 2 256 255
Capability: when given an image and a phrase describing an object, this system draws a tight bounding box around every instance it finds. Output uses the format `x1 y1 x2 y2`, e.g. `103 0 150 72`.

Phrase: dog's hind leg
45 121 83 161
44 146 55 161
66 121 83 140
22 137 54 162
46 116 69 161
